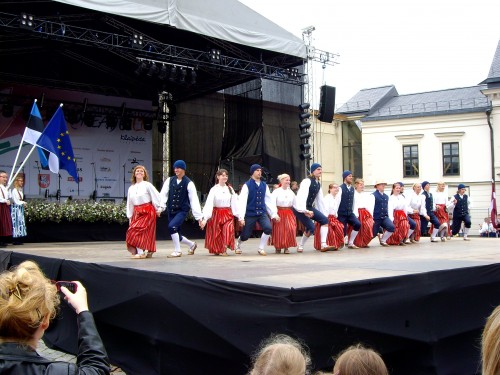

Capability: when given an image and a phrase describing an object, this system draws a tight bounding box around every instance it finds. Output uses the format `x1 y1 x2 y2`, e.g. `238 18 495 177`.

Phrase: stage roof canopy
0 0 306 102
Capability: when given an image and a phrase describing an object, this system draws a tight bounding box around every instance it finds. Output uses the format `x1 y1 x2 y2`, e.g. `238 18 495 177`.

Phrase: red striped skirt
409 213 421 241
270 207 297 249
205 207 235 254
387 209 410 245
314 215 344 250
126 202 157 253
431 204 450 236
0 203 12 237
353 208 374 247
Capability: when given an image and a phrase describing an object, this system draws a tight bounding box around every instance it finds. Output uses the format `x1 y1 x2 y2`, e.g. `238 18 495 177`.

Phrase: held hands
239 219 245 227
273 215 281 223
61 281 89 315
305 210 314 218
200 220 207 230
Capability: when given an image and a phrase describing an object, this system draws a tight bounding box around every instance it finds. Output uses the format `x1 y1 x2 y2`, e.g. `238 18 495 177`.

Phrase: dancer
270 173 297 254
0 171 12 248
293 163 334 252
316 183 344 250
126 165 162 259
433 181 452 241
159 160 203 258
420 181 441 242
448 183 472 240
236 164 279 256
372 180 394 247
406 182 426 242
200 169 238 256
387 183 411 246
337 171 361 249
0 261 110 373
350 178 375 248
397 182 417 244
9 174 27 245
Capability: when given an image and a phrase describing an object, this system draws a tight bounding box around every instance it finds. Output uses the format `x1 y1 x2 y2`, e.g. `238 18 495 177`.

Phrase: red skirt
271 207 297 249
409 213 421 241
314 215 344 250
351 208 374 247
387 210 410 245
432 204 450 236
126 203 157 252
205 207 235 254
0 203 12 237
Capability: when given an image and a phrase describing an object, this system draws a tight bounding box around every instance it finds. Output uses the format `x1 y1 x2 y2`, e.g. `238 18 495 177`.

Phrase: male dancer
372 180 394 247
293 163 335 252
420 181 441 242
337 170 361 248
449 183 472 240
159 160 202 258
398 182 417 244
236 164 279 256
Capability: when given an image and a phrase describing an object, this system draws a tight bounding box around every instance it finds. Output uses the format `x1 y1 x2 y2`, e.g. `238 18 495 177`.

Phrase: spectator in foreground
248 333 311 375
0 260 110 374
482 305 500 375
333 343 388 375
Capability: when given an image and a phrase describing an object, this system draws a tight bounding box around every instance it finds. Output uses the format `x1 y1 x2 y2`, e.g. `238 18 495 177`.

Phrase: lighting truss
0 12 306 86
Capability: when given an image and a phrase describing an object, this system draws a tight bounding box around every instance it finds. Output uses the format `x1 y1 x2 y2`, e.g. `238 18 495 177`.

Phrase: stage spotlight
190 69 197 85
158 120 167 134
20 13 35 30
131 33 144 49
179 68 187 83
169 66 178 82
209 49 221 63
158 64 167 80
65 109 79 124
143 119 153 131
2 103 14 118
121 117 132 131
135 61 147 76
147 63 159 77
83 113 95 127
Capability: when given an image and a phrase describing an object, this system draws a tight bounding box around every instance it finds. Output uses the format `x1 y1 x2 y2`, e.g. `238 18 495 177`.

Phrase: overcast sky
239 0 500 108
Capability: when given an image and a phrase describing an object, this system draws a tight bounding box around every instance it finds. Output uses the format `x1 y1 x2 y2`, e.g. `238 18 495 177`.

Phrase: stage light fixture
2 103 14 118
169 66 178 82
209 49 221 63
158 120 167 134
147 63 159 77
143 119 153 131
190 69 197 85
20 13 35 30
158 64 167 80
83 113 95 127
298 102 312 161
131 33 144 49
121 117 132 131
65 109 79 124
179 68 187 83
135 61 147 76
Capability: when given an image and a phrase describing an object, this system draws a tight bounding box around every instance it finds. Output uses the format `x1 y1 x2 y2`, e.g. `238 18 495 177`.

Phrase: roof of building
335 85 398 114
482 39 500 86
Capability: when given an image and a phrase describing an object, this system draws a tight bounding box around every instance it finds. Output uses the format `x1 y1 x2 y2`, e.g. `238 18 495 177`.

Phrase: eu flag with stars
36 106 79 183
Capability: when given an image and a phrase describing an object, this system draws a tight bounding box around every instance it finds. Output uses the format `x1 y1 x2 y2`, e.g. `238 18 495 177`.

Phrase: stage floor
8 236 499 288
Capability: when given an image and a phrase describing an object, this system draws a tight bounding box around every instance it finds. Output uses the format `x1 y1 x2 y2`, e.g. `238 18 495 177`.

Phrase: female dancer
269 173 297 254
349 178 375 248
433 181 451 240
126 165 162 259
407 182 426 242
387 183 412 245
314 183 344 250
200 169 238 256
10 175 27 245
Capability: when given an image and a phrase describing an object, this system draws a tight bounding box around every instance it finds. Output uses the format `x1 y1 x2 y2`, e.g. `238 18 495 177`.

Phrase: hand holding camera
59 281 89 314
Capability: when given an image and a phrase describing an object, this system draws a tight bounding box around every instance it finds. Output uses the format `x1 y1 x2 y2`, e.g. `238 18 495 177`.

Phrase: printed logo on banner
38 174 50 188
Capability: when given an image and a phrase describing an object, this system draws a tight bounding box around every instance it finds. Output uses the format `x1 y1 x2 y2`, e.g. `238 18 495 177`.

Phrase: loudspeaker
318 85 335 123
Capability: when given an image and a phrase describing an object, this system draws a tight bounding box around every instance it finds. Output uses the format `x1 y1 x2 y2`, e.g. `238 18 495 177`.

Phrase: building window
342 121 362 178
443 142 460 175
403 145 419 177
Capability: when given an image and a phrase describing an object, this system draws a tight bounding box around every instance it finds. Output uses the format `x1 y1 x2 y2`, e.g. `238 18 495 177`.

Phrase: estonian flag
36 106 79 183
22 101 50 168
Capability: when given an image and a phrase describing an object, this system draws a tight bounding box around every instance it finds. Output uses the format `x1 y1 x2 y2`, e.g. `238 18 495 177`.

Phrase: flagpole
6 144 38 190
8 99 36 185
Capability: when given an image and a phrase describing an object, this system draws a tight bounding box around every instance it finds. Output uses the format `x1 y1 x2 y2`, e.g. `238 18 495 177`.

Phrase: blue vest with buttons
168 175 191 214
245 179 266 217
453 194 469 217
423 191 433 213
306 177 321 210
338 183 354 216
372 190 389 220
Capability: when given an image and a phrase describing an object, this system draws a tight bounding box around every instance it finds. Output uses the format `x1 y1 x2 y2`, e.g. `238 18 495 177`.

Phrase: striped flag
22 101 49 168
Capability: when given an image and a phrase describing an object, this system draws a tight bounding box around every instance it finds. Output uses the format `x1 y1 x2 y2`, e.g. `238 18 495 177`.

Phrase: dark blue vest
423 191 433 213
245 179 267 217
338 183 354 216
453 194 469 217
306 177 321 210
168 175 191 214
372 190 389 220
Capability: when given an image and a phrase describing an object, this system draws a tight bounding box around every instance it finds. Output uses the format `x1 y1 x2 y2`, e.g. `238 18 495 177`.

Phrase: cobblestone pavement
38 339 126 374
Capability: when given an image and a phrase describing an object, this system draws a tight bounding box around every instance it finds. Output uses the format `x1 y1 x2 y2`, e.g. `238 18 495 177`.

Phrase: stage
1 237 499 375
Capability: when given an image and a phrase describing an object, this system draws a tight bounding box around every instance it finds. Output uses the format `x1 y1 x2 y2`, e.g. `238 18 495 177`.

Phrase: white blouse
406 192 426 216
271 187 296 208
202 184 238 221
324 193 341 217
0 185 9 203
353 191 375 217
388 194 410 221
433 191 449 205
10 188 25 205
126 181 162 218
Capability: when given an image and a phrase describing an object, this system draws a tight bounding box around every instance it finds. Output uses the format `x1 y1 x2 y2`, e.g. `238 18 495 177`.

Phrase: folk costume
387 193 411 246
406 190 426 242
349 190 375 248
314 191 344 250
372 182 395 246
420 181 441 241
448 184 472 240
9 186 27 243
432 187 452 239
0 183 12 246
270 186 297 253
337 171 361 248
